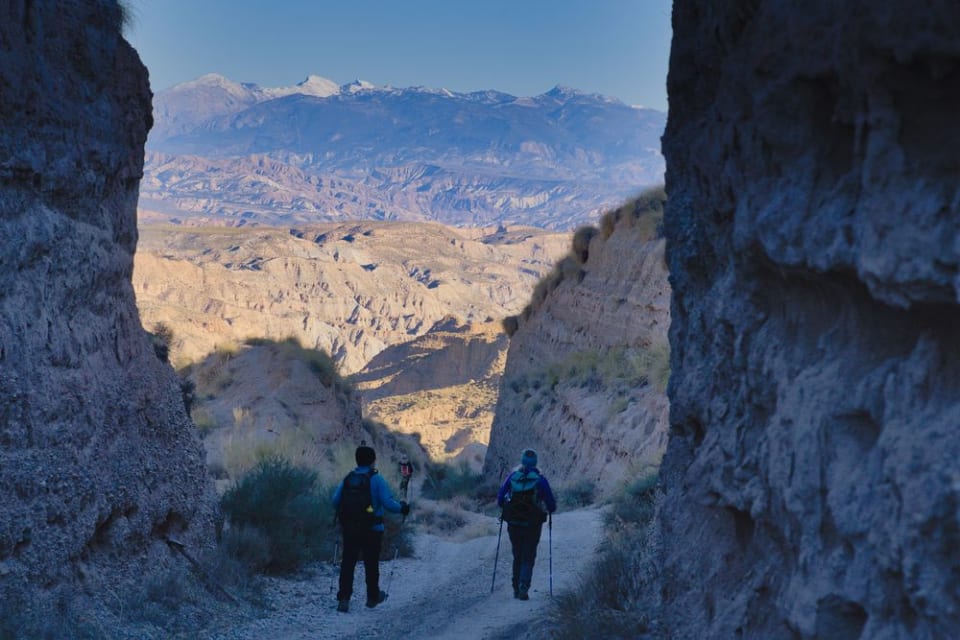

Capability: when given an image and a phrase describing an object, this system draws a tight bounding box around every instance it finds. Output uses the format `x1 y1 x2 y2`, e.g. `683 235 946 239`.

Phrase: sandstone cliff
133 222 568 374
0 0 215 624
484 194 671 494
661 2 960 638
354 317 508 470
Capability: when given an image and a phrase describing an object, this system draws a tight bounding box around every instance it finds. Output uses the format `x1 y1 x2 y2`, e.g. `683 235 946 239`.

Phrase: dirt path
202 507 604 640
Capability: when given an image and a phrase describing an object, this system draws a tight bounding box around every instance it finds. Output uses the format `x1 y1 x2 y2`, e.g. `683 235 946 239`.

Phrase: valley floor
201 507 604 640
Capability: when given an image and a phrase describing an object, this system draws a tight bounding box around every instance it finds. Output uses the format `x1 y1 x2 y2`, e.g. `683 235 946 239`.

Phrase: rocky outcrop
355 317 508 469
661 2 960 638
133 222 568 373
0 0 215 620
484 195 671 494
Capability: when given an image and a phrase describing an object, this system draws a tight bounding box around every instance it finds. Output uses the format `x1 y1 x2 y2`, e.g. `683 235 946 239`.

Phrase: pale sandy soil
201 507 604 640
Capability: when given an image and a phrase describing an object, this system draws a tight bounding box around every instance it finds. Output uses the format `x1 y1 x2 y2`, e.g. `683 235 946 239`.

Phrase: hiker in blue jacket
497 448 557 600
332 445 410 613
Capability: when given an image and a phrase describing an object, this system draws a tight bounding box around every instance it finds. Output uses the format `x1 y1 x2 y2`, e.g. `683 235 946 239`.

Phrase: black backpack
502 470 547 525
337 470 382 531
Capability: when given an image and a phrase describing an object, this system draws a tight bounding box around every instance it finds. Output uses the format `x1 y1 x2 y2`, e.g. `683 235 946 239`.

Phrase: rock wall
356 317 508 469
661 2 960 638
484 195 670 494
0 0 215 612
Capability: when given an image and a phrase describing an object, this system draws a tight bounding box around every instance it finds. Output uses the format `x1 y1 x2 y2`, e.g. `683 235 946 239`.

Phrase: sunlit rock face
0 0 215 606
484 197 671 495
661 2 960 638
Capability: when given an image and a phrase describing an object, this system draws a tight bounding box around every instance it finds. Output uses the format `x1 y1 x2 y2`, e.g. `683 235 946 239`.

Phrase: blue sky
126 0 672 110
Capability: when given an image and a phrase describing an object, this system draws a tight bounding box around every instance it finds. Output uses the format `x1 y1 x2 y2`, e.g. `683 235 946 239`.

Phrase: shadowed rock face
662 2 960 638
0 0 215 603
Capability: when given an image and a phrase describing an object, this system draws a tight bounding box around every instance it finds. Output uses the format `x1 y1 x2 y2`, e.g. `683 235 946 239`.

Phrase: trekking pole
490 513 504 593
328 535 340 595
385 513 407 595
548 512 553 597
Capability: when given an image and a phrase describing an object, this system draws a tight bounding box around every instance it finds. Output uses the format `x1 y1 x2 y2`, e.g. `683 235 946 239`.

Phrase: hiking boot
366 590 388 608
336 600 349 613
513 588 520 599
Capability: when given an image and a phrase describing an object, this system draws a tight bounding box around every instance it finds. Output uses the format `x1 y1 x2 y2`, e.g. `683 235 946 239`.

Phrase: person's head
520 448 538 469
400 454 409 464
356 445 376 467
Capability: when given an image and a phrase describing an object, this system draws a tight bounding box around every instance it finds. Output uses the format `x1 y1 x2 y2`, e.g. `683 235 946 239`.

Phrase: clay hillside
484 190 671 496
133 221 568 374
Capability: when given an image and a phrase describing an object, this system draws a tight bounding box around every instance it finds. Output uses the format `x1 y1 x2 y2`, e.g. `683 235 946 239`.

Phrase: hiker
496 448 557 600
333 445 411 613
398 455 415 499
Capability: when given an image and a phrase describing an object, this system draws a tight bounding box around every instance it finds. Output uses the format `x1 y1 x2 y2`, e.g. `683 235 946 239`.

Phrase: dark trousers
337 527 383 602
507 523 543 591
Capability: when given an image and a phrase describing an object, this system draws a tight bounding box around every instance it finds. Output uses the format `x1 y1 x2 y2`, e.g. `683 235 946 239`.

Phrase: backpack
502 470 547 525
337 470 382 531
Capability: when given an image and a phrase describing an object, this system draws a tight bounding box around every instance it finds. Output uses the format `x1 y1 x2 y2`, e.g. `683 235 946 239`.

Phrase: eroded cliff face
356 317 508 470
0 0 215 612
662 2 960 638
484 197 670 494
134 222 568 374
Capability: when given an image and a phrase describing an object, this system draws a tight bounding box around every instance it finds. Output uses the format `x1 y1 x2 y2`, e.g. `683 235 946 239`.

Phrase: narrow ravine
203 507 605 640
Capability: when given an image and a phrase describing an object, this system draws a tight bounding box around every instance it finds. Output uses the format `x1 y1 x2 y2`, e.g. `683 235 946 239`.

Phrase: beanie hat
521 448 538 468
356 445 376 467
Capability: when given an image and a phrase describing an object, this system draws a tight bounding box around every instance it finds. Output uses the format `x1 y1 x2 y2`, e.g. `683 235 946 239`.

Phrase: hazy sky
126 0 673 110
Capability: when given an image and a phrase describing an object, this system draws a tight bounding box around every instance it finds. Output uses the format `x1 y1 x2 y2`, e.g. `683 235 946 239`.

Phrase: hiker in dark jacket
496 448 557 600
332 445 410 613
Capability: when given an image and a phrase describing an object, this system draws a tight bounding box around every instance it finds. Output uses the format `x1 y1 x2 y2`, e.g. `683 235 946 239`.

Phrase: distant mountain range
141 74 666 229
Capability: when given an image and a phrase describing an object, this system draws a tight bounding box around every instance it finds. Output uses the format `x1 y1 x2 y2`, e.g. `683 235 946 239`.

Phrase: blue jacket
497 466 557 520
332 466 403 532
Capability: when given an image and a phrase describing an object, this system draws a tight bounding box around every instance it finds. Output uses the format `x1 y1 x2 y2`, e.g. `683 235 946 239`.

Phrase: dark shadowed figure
333 445 410 612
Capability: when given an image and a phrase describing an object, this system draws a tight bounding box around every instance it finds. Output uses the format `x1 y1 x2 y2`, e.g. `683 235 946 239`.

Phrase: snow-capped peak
262 75 341 99
176 73 251 98
341 79 377 94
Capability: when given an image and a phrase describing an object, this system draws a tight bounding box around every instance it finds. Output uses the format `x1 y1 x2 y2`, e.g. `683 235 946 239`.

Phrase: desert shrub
561 479 597 508
191 406 218 436
558 255 584 283
502 315 520 337
147 322 174 362
599 207 618 239
221 458 333 573
631 186 667 241
421 461 484 501
571 225 597 264
546 471 662 639
409 501 468 534
180 377 195 413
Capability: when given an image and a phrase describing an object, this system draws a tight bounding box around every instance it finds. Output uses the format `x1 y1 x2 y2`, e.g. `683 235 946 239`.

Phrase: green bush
221 458 334 573
546 472 661 639
561 479 597 508
421 462 484 501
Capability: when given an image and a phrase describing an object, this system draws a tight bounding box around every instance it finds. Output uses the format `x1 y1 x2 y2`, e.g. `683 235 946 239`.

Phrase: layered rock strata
484 196 671 494
661 2 960 637
0 0 215 615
